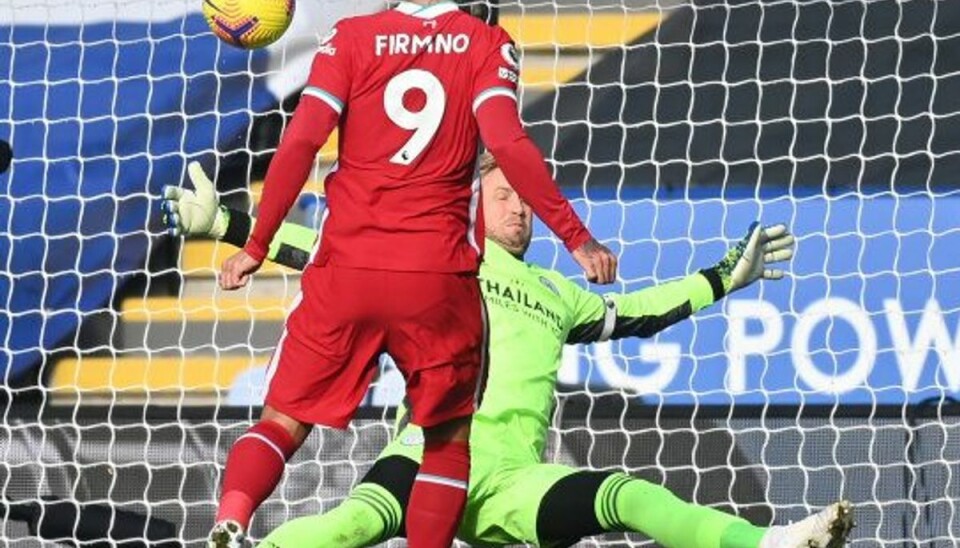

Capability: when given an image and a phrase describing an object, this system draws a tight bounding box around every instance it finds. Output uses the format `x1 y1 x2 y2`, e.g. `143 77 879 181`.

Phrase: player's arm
222 209 315 271
161 162 317 271
563 222 795 344
220 23 353 288
238 96 335 262
472 34 616 284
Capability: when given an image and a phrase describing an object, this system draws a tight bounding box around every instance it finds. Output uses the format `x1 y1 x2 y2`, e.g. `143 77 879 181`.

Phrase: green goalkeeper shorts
379 425 578 546
458 462 579 546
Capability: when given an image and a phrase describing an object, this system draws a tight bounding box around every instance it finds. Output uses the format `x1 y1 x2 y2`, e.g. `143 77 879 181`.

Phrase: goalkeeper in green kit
162 154 853 548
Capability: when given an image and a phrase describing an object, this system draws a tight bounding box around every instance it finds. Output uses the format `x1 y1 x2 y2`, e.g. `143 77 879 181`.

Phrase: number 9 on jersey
384 69 447 165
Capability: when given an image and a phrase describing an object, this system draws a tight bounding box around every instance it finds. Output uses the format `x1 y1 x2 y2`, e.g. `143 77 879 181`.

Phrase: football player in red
211 2 617 546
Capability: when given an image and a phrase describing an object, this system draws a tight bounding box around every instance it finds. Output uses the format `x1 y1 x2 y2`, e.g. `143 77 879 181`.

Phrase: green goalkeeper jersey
457 239 718 470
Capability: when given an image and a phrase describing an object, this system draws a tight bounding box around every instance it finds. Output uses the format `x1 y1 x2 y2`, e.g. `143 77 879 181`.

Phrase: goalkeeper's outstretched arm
160 161 317 272
563 222 795 344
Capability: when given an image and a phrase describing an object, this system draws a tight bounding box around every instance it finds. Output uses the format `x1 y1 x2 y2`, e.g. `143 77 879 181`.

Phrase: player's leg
536 472 763 548
210 405 310 546
407 415 472 547
754 502 853 548
210 266 384 547
259 455 419 547
537 472 853 548
388 271 487 548
454 463 579 547
258 485 397 548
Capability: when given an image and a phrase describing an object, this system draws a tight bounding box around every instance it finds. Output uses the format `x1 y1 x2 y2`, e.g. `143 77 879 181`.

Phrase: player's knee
260 405 312 444
422 415 471 444
536 471 612 544
359 456 419 537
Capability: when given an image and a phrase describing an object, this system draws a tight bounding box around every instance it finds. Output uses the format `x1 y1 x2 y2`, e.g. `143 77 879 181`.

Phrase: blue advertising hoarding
514 192 960 406
0 13 272 380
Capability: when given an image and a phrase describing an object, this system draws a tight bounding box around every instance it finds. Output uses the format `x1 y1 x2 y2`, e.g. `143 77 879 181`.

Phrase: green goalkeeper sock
259 483 403 548
595 474 766 548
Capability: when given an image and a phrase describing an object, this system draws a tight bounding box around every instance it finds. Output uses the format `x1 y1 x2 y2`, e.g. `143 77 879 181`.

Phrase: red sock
406 438 470 548
215 420 299 529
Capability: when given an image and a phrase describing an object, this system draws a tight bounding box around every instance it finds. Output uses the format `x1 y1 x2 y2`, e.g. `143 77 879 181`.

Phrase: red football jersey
303 1 520 273
247 1 591 272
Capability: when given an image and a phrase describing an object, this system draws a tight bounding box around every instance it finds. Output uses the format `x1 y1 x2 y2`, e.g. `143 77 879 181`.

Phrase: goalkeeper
161 155 852 548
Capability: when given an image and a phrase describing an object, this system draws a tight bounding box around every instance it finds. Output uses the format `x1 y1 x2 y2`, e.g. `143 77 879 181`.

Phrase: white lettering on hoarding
885 299 960 391
791 298 876 394
725 299 783 393
594 341 681 394
559 344 580 385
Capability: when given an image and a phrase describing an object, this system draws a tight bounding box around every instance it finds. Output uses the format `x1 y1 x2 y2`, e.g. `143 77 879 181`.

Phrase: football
202 0 295 49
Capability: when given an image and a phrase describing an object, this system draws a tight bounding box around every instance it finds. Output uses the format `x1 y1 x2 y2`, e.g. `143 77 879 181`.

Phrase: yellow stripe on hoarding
120 296 291 323
50 355 267 392
520 65 583 88
500 12 662 50
248 178 326 206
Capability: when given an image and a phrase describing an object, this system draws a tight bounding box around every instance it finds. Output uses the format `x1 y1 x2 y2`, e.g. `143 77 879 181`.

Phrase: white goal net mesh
2 0 960 545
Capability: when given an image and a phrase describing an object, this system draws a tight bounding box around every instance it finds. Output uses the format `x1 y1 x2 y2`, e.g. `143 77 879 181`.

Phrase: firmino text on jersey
375 33 470 56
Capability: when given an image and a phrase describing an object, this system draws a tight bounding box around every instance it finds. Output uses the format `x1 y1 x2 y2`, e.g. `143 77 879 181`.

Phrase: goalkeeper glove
160 161 229 239
714 221 795 294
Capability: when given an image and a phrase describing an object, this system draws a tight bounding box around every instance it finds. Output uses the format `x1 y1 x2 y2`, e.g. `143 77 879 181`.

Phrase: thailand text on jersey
303 1 521 272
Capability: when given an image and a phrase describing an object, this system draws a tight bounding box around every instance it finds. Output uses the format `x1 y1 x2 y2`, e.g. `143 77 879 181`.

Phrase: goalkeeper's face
482 167 533 256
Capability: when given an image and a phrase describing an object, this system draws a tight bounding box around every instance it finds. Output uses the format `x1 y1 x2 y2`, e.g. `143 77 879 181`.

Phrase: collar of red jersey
394 1 460 19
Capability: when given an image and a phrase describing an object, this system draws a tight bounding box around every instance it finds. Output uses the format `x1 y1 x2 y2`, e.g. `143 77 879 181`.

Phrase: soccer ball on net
202 0 295 49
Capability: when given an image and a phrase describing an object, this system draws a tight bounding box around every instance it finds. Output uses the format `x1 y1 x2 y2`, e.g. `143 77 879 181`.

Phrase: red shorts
264 265 486 429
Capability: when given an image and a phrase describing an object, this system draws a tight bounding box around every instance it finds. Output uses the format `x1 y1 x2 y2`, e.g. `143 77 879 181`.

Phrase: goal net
3 0 960 545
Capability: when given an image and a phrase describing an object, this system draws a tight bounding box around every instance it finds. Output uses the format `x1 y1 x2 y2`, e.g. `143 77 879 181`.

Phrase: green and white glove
715 221 795 294
160 161 229 239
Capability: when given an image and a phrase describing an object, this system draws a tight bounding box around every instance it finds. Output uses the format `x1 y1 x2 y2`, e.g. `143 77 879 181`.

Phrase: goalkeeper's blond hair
478 151 498 178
